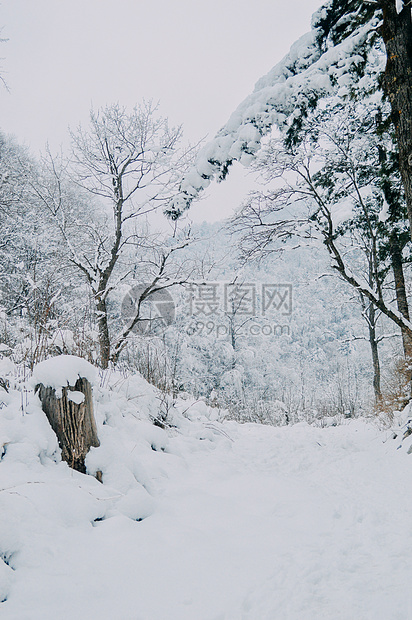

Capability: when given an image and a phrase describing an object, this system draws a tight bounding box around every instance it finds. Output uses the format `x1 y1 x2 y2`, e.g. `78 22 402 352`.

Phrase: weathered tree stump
36 377 100 474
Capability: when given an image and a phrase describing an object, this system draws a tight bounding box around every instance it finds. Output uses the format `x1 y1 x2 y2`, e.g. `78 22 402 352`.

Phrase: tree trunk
390 235 412 401
390 233 412 363
367 301 382 402
380 0 412 241
96 297 110 370
36 377 100 474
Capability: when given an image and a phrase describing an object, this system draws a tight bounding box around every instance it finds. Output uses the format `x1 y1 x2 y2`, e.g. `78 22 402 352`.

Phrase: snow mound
2 364 412 618
31 355 97 396
0 365 228 612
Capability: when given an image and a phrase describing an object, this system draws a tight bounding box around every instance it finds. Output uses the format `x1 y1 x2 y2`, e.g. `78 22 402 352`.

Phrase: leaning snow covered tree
166 0 383 218
165 0 412 368
230 94 412 400
167 0 412 245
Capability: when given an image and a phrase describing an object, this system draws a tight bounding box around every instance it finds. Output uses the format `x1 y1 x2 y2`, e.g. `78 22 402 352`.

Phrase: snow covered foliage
0 120 406 423
0 133 102 369
229 86 412 407
124 221 401 423
0 107 199 371
0 0 409 429
167 0 382 217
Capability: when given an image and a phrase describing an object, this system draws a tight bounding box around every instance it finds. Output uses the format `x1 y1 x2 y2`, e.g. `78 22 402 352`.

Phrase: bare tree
231 103 412 396
0 133 74 367
33 102 197 368
0 29 8 90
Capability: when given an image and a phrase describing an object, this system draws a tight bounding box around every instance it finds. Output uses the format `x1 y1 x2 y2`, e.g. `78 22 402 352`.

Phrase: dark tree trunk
390 233 412 362
380 0 412 241
367 301 382 402
390 232 412 401
96 297 110 370
36 377 100 474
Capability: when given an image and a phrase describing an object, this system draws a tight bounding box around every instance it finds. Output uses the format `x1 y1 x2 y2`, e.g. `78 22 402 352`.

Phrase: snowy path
3 419 412 619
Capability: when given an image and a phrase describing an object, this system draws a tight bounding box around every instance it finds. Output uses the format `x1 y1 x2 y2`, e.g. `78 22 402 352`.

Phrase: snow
2 366 412 618
379 196 390 223
332 198 354 227
67 391 85 405
396 0 404 14
31 355 97 397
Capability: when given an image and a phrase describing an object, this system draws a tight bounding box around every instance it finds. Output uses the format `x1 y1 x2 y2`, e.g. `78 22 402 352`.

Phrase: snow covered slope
1 362 412 619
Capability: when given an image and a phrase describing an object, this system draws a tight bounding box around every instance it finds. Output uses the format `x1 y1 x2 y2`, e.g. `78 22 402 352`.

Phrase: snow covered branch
166 2 381 217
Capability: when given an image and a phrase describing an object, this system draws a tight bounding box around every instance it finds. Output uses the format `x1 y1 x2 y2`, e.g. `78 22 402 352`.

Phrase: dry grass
372 357 411 428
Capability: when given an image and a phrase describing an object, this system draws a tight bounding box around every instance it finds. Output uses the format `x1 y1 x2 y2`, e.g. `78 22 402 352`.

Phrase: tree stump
36 377 100 474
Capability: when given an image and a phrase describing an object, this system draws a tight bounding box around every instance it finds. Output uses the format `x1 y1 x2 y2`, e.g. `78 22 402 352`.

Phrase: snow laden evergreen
167 0 382 218
165 0 412 404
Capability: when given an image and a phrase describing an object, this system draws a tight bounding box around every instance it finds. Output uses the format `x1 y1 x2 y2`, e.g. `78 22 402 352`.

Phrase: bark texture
96 297 110 370
367 302 382 402
380 0 412 241
390 234 412 362
36 377 100 473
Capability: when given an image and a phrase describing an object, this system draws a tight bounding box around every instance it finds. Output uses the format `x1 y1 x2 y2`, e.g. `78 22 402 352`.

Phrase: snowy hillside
1 358 412 619
151 221 398 420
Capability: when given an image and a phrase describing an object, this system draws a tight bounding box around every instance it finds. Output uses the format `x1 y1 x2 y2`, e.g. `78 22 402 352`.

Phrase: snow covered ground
1 360 412 619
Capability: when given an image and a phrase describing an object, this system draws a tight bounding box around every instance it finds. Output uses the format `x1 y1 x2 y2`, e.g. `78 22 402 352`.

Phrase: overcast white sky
1 0 322 222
